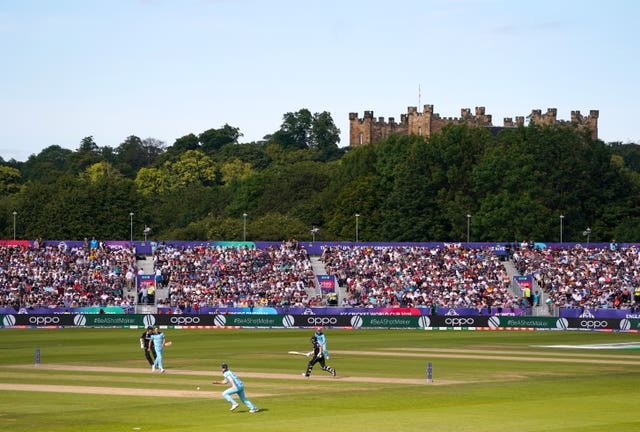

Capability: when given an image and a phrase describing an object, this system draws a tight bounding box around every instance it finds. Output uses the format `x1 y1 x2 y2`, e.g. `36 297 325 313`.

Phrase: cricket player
140 326 156 366
149 326 165 373
315 328 330 359
303 335 336 377
213 363 259 413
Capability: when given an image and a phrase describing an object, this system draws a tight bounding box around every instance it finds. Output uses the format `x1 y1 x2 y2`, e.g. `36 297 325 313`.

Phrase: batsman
302 334 336 378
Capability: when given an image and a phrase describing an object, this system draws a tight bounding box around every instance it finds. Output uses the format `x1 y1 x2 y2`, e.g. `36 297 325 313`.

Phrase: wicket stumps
427 362 432 383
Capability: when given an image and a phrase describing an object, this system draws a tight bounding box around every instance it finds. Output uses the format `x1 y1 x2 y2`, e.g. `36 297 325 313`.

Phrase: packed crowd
3 238 640 312
152 239 319 310
321 244 519 311
512 244 640 309
0 240 137 310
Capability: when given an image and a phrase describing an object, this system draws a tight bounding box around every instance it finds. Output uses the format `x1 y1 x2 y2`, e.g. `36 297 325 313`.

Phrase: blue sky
1 0 638 162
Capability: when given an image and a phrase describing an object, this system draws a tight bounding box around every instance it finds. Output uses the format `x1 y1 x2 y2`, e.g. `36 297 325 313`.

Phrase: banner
316 275 336 292
559 308 640 319
496 316 557 329
513 275 532 291
357 315 420 328
7 305 637 319
186 307 524 316
1 313 637 332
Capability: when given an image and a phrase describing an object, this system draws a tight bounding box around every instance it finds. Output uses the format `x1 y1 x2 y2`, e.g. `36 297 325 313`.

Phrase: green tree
222 172 267 219
166 150 218 188
323 175 382 241
158 133 200 164
0 166 21 196
68 136 104 175
219 159 254 184
21 145 73 183
77 136 100 153
80 162 124 183
214 142 272 171
199 124 242 154
151 185 219 237
310 111 343 160
115 136 165 178
267 109 342 159
134 167 166 197
269 109 313 150
246 212 309 241
256 161 331 227
173 133 200 152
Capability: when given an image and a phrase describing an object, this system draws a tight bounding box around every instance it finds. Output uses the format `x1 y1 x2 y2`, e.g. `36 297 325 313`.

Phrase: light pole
355 213 360 243
311 227 319 242
583 227 591 245
12 211 16 240
466 214 471 243
559 215 564 244
129 212 134 243
243 213 247 241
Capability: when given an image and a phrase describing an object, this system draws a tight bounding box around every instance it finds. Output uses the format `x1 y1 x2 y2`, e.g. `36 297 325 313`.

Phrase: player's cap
221 363 228 370
147 326 153 330
316 328 323 334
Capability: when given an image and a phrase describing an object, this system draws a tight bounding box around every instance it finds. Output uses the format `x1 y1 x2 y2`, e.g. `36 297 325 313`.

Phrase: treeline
1 108 640 243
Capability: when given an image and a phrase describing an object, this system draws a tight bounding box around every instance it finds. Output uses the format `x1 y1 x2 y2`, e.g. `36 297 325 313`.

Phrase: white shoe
250 408 259 413
160 369 165 373
152 365 156 372
302 373 308 377
230 404 239 411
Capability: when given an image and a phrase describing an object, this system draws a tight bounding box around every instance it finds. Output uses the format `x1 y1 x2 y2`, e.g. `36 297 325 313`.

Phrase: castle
349 105 599 146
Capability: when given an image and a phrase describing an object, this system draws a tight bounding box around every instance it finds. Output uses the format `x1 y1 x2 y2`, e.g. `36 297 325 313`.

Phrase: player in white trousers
213 363 259 413
149 326 165 373
315 328 330 359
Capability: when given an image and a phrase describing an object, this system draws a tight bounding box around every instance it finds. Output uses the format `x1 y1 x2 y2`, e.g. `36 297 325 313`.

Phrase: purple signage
316 275 336 292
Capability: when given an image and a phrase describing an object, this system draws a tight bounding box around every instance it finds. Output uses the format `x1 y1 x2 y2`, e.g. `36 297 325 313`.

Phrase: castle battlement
349 104 598 146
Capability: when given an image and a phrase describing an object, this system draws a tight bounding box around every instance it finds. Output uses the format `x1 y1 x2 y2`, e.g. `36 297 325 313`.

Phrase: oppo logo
29 316 60 325
306 317 337 325
169 316 201 325
444 317 475 326
580 320 609 328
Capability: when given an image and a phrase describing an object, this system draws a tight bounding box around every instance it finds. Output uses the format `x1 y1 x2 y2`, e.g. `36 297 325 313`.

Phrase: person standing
139 326 156 366
303 335 336 378
524 286 532 307
314 328 329 359
212 363 259 413
533 290 541 307
149 326 166 373
125 267 135 290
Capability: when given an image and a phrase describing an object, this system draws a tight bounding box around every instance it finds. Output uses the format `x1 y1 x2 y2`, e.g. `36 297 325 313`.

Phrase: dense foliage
1 109 639 243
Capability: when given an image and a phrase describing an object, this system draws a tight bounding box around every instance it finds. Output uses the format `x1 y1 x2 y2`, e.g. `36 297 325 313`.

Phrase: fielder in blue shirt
213 363 259 413
315 328 329 359
149 326 165 373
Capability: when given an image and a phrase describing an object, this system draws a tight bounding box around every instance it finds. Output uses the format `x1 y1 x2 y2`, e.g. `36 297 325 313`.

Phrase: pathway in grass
3 345 638 398
6 364 451 384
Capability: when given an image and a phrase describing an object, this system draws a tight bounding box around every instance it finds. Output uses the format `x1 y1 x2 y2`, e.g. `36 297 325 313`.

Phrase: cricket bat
288 351 312 357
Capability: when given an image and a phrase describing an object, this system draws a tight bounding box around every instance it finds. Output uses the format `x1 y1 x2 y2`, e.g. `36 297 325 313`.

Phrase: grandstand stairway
133 255 160 314
502 259 550 317
309 256 325 299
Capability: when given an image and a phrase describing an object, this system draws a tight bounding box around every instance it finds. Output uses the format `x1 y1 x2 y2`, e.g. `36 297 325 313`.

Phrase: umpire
139 326 156 366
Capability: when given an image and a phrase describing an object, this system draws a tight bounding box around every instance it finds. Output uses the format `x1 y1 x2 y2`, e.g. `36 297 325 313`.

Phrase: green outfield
1 328 639 432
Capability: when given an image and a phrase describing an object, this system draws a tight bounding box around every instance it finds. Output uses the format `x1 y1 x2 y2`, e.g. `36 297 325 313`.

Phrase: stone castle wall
349 105 599 146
